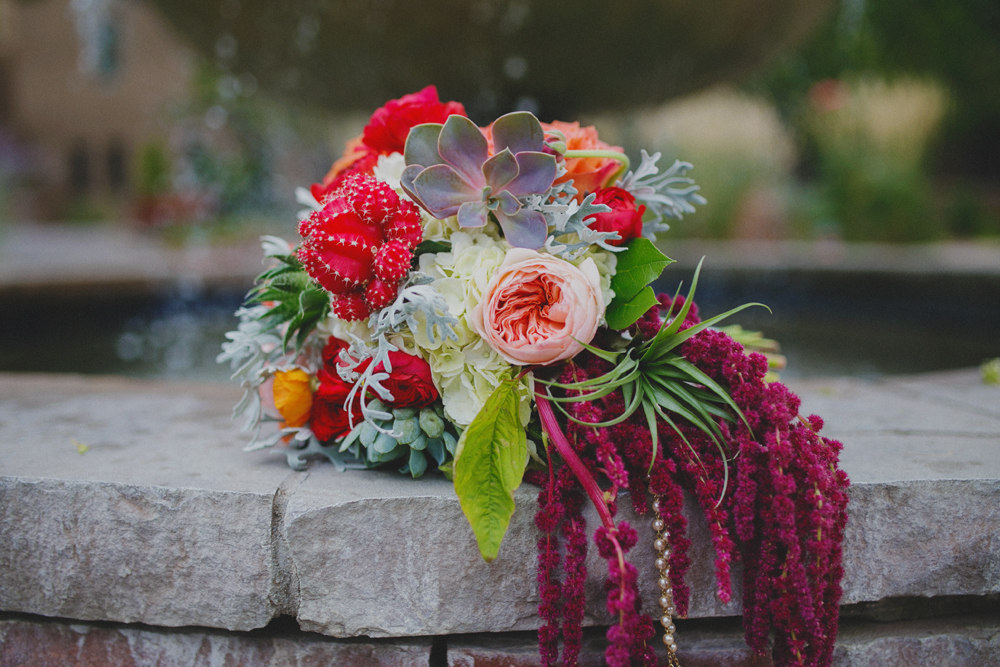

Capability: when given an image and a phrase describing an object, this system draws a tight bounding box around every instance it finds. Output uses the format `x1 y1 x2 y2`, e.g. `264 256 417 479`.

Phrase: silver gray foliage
370 274 460 345
619 150 707 238
525 183 623 260
216 305 283 442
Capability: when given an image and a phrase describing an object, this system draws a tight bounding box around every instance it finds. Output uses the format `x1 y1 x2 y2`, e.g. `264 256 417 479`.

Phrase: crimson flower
586 187 646 247
309 369 361 442
357 351 438 408
312 86 466 200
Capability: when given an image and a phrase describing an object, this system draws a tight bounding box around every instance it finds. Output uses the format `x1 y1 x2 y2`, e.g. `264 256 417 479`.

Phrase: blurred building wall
0 0 193 218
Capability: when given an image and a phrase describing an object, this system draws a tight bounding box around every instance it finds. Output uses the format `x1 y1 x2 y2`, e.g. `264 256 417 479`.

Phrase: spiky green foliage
537 259 765 502
244 236 330 352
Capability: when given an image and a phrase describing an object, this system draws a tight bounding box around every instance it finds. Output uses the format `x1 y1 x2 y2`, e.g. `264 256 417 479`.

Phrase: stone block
0 616 433 667
833 614 1000 666
0 375 293 631
840 480 1000 603
0 478 277 631
2 371 999 639
447 614 1000 667
285 469 544 638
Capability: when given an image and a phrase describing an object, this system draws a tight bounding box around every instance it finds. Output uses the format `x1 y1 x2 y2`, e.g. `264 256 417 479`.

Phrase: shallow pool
1 268 997 381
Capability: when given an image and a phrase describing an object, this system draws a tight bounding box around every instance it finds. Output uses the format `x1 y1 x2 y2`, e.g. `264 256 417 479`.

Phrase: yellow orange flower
543 120 624 198
272 369 314 428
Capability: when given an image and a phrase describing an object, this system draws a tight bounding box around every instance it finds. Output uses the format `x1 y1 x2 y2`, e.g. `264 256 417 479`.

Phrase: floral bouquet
220 86 849 667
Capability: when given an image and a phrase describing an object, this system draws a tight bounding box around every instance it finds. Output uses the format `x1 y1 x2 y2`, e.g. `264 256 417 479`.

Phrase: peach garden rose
469 248 604 366
543 120 624 198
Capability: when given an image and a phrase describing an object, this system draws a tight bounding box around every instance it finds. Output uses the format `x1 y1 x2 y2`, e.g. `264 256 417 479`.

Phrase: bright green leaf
605 286 660 330
453 379 527 563
609 238 673 303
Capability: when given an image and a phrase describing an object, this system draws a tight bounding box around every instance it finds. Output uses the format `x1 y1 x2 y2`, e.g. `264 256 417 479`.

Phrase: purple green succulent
400 112 557 249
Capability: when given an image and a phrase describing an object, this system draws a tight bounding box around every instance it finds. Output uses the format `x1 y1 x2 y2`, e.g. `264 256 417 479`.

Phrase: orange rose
272 369 314 428
543 121 624 199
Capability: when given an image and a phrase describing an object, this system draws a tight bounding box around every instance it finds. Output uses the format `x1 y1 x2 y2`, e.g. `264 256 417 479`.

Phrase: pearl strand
652 497 681 665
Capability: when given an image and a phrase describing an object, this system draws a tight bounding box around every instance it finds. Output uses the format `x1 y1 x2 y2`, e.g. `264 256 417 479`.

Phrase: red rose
309 369 361 442
312 87 466 201
357 350 438 408
321 336 352 369
586 187 646 247
362 86 467 155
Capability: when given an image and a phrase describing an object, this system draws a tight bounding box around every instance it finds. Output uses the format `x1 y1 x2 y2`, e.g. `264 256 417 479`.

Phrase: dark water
655 267 1000 379
1 269 997 380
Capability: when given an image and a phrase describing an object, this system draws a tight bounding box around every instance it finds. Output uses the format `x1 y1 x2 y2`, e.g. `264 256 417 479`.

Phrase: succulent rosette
220 89 848 667
401 112 557 249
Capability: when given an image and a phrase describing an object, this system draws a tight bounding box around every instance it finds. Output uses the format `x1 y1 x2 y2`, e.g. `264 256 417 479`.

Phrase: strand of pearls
652 496 681 665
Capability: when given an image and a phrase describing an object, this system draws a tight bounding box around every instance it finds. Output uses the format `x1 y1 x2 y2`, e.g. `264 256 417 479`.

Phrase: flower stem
562 150 631 186
535 387 615 531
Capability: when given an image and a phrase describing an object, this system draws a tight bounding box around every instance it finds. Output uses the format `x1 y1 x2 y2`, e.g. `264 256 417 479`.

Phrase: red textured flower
363 85 467 155
309 368 361 442
586 187 645 247
298 175 422 318
357 351 438 408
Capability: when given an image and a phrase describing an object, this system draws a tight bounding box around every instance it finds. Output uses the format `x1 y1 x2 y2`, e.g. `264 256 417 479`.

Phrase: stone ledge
4 611 995 667
1 370 998 637
446 613 1000 667
0 615 434 667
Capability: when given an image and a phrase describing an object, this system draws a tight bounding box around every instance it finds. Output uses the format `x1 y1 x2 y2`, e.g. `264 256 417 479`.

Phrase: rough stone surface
0 616 433 667
447 614 1000 667
0 478 276 631
447 624 771 667
285 470 544 637
1 370 998 638
0 375 292 631
833 614 1000 666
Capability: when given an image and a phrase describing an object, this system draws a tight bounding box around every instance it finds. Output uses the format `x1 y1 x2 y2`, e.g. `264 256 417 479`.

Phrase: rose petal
471 250 603 366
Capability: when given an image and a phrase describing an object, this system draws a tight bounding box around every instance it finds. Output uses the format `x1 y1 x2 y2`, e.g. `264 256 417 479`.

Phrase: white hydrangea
422 214 504 244
572 245 618 315
372 153 407 191
413 229 532 426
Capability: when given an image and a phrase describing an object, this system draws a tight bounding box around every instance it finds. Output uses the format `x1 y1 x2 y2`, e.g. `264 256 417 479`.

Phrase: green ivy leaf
609 238 673 304
453 379 527 563
604 286 660 330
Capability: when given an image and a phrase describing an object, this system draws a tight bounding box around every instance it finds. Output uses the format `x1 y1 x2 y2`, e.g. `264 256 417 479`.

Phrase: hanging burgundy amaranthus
528 295 850 667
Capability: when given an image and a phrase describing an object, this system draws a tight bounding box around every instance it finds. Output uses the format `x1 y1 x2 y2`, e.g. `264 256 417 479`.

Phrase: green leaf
452 379 528 563
414 239 452 258
268 271 312 293
645 257 704 354
609 238 673 303
605 286 660 330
